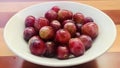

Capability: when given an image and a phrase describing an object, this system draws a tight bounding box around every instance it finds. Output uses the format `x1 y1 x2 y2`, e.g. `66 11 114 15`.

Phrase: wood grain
0 53 120 68
0 1 120 12
103 10 120 24
0 29 14 56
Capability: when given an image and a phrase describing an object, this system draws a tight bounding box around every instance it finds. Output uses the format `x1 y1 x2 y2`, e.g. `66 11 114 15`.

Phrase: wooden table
0 0 120 68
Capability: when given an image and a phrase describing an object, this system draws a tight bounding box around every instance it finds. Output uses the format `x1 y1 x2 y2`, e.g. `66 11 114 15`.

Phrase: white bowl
4 1 116 67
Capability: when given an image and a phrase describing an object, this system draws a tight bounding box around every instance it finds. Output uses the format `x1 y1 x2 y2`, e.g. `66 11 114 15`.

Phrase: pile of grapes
23 6 98 59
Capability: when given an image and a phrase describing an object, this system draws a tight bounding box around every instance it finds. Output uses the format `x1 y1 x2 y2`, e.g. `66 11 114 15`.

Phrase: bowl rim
3 1 116 67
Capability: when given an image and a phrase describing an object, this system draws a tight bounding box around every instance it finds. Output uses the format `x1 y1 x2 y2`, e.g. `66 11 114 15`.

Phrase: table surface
0 0 120 68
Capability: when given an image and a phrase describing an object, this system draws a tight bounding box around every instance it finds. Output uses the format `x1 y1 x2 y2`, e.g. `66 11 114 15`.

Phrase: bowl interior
4 1 116 67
